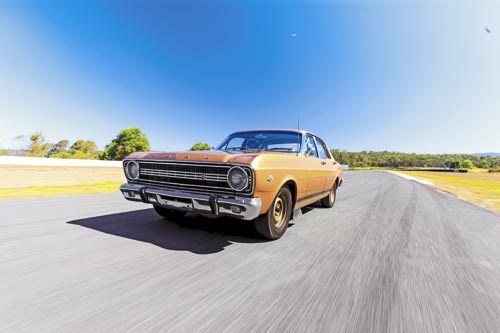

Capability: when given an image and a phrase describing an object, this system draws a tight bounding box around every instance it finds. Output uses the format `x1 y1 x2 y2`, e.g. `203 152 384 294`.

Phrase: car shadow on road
67 208 269 255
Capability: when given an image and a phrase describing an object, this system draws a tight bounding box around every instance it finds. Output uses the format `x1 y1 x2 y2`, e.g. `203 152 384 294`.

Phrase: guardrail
0 156 122 167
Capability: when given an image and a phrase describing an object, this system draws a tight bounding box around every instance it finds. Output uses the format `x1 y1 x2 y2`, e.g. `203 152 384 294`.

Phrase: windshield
217 131 302 153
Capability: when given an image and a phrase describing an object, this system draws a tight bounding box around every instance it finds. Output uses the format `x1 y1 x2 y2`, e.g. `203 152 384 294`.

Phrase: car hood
125 150 263 165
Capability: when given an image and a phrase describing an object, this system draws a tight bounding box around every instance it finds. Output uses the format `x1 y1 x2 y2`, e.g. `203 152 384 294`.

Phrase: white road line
384 170 434 186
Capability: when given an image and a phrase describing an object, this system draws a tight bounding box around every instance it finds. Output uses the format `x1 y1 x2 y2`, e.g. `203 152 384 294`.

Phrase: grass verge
0 181 122 200
0 165 125 188
396 171 500 211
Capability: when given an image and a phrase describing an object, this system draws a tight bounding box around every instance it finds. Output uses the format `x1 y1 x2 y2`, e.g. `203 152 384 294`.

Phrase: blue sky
1 0 499 153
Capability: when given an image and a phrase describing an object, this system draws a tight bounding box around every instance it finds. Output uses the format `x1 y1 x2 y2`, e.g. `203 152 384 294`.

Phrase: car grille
131 160 253 195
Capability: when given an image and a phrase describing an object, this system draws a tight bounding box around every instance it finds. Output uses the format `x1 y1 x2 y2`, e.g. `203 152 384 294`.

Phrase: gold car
120 129 343 239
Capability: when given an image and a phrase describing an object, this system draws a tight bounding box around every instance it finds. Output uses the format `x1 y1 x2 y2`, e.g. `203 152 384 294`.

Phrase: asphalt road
2 171 500 332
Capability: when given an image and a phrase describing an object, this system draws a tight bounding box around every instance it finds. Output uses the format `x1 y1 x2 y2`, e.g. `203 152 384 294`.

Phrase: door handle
321 161 327 165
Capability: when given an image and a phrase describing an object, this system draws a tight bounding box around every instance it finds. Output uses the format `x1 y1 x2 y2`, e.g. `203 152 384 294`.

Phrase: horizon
3 139 499 156
1 1 500 154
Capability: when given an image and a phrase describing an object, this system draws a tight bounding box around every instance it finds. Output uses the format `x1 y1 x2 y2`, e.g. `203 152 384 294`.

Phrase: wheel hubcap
273 196 286 228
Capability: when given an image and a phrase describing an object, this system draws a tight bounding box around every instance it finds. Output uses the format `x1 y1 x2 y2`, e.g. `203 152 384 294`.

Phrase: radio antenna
296 117 300 156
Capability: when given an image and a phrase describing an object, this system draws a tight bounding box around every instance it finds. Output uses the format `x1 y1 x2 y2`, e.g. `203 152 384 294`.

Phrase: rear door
314 137 335 192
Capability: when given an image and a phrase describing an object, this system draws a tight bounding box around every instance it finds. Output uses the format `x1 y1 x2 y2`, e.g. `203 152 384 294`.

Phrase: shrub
50 151 73 159
462 159 474 169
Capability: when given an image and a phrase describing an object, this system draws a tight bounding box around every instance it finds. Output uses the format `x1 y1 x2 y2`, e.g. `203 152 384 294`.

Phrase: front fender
253 170 300 214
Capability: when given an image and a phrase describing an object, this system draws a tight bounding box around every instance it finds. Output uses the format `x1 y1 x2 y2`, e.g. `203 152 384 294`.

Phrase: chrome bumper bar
120 183 262 220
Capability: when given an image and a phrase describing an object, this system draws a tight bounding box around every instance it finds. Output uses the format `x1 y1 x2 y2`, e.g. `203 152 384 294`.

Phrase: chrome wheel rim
330 187 335 204
273 195 286 228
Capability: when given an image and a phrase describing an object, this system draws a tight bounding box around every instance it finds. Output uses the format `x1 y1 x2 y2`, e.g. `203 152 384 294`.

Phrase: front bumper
120 183 262 221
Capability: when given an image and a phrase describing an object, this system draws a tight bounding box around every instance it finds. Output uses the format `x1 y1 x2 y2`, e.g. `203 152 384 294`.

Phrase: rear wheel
321 182 337 208
153 206 186 221
254 186 292 240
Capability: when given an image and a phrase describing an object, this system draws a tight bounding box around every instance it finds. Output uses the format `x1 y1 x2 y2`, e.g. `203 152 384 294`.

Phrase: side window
304 135 318 158
315 138 330 159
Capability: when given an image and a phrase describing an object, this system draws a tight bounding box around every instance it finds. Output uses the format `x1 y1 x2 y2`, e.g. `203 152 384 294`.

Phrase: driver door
303 135 326 198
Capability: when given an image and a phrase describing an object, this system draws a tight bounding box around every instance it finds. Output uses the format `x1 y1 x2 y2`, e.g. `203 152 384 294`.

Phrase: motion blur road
2 171 500 332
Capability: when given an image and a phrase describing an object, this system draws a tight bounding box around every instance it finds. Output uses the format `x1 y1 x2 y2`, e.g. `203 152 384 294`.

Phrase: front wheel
320 183 337 208
153 206 186 221
254 186 293 240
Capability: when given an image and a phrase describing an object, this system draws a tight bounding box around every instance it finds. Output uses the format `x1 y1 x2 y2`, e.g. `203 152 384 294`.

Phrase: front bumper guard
120 183 262 221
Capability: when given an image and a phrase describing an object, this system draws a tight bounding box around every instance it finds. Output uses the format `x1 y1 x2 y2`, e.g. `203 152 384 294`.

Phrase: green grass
0 181 122 200
397 171 500 211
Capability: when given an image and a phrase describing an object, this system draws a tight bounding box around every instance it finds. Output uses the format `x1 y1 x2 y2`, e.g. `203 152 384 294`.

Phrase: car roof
230 128 313 136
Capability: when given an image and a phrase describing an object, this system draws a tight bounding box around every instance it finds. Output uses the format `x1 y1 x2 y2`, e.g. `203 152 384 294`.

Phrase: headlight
125 161 140 180
227 166 249 191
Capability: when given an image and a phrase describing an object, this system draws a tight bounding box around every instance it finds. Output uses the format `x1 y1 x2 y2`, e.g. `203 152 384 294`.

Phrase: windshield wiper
266 147 294 152
225 147 248 151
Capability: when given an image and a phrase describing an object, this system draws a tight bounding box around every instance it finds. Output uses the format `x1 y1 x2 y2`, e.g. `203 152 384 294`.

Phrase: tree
26 132 50 157
47 139 69 157
101 127 150 160
190 142 211 151
462 159 474 169
69 139 98 159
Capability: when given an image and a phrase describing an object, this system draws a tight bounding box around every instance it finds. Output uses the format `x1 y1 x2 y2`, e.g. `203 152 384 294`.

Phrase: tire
153 206 186 221
254 186 293 240
321 182 337 208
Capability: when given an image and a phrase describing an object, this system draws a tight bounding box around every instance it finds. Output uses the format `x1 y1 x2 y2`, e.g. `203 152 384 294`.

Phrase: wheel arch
282 179 298 209
335 176 343 188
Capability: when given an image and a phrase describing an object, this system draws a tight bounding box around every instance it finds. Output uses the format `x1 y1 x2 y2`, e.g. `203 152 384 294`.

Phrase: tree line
3 128 498 170
330 149 500 170
1 127 212 160
26 132 100 159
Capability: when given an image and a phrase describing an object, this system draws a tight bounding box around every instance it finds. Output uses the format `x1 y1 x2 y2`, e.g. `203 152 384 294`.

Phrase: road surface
1 171 500 332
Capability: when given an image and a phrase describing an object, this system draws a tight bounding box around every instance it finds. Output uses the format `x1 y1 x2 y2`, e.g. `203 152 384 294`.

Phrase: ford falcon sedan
120 129 343 239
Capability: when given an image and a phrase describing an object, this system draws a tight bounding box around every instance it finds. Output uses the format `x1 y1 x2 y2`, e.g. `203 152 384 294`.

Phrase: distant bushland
331 149 500 170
